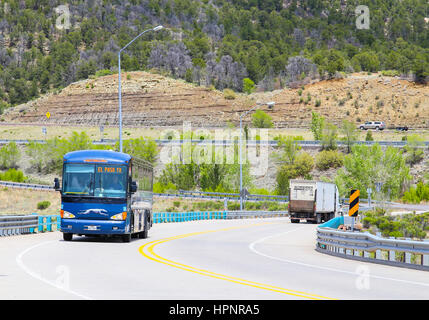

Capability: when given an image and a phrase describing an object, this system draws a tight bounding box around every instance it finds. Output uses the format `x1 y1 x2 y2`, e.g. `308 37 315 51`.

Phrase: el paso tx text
169 304 260 317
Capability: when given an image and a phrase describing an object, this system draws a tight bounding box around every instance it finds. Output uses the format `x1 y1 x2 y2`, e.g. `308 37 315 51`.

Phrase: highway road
1 217 429 300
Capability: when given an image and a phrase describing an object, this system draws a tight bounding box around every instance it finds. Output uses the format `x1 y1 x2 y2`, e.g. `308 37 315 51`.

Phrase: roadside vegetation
402 181 429 204
24 131 158 174
0 123 426 211
362 208 429 239
157 199 288 213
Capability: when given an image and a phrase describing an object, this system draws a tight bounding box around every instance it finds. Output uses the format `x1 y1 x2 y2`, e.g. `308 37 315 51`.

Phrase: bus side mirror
54 178 61 192
130 181 137 193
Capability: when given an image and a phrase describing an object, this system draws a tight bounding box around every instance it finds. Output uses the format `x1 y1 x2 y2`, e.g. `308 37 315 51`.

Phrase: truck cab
54 150 153 242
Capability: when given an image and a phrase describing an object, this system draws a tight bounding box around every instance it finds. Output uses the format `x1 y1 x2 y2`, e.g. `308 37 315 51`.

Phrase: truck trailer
288 179 342 224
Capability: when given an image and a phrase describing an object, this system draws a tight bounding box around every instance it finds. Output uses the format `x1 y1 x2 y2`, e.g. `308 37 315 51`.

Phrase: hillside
3 71 428 128
0 0 428 115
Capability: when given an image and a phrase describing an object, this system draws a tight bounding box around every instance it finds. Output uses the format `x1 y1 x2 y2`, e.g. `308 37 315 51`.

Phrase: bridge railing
0 214 60 236
152 210 288 223
316 217 429 271
0 210 288 237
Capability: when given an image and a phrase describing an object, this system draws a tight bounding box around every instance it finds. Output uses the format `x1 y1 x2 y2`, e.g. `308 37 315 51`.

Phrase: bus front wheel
63 233 73 241
122 233 131 243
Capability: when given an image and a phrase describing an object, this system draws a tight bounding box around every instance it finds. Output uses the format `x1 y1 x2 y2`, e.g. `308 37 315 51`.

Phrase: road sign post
349 189 360 231
367 187 372 208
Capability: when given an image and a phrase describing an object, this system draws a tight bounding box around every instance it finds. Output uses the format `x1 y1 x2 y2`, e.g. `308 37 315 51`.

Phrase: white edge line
248 226 429 288
16 240 92 300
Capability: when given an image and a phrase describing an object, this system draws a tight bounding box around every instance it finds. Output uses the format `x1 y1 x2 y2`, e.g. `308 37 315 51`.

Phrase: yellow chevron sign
349 189 360 217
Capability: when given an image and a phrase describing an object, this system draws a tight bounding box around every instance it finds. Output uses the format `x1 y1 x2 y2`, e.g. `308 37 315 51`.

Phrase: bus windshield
63 164 127 198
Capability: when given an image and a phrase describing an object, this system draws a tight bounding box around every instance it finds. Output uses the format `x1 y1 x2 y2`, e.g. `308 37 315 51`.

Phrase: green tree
0 142 21 169
275 135 302 164
335 144 411 200
252 110 273 128
341 119 358 153
26 141 46 172
275 151 314 195
119 137 158 165
321 122 338 150
325 50 345 78
243 78 255 94
310 112 324 140
351 51 380 72
404 134 425 166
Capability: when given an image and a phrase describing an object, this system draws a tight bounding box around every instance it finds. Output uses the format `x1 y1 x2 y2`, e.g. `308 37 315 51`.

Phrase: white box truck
288 179 342 224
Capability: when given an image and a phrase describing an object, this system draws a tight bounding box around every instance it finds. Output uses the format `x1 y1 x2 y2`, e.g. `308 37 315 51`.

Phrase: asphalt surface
1 217 429 300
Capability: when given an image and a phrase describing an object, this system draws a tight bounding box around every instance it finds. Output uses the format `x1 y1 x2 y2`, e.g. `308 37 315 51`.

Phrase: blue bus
54 150 153 242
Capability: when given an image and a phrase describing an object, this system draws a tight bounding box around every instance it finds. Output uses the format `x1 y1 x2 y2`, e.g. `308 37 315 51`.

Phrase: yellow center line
138 222 337 300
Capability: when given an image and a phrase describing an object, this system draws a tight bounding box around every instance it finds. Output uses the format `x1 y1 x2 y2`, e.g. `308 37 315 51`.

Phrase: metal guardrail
0 180 54 191
152 210 287 223
0 138 428 147
316 217 429 271
0 180 289 203
0 214 60 237
226 210 288 219
153 211 227 223
0 211 287 237
173 190 288 202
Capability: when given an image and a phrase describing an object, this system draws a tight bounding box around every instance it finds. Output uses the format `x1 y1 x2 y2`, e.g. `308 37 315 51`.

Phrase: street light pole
118 25 163 153
239 101 275 210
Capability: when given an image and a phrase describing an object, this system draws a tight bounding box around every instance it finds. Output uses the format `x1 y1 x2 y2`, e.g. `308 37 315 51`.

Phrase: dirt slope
3 71 429 128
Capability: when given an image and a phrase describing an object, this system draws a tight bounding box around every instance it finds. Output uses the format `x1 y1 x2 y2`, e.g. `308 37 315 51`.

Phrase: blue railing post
30 213 38 233
56 215 61 230
38 216 44 232
46 216 52 232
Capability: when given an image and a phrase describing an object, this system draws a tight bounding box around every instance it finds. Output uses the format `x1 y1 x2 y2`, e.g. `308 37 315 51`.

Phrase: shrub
402 182 429 204
95 69 114 77
275 152 314 195
37 201 51 210
252 110 273 128
223 88 236 100
365 131 374 141
363 210 429 239
315 150 344 171
173 201 181 208
294 152 314 177
0 168 26 182
404 134 425 166
381 70 400 77
228 202 240 210
153 181 177 193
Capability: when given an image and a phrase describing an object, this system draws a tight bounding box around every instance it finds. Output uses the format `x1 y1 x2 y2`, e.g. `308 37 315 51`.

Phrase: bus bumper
61 219 128 235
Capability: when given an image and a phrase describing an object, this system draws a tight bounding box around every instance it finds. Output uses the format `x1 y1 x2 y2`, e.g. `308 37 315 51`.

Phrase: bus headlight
111 212 127 221
61 210 75 219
